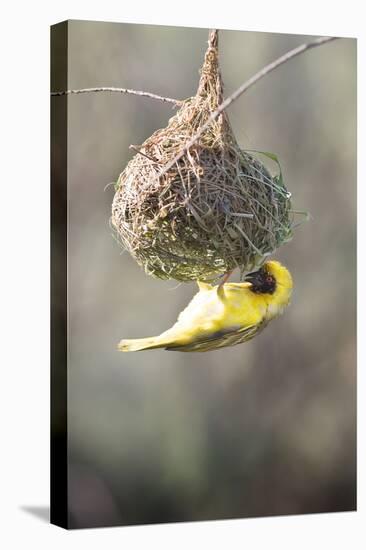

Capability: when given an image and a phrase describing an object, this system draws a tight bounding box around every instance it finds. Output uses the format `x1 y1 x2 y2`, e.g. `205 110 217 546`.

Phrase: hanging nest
111 30 295 282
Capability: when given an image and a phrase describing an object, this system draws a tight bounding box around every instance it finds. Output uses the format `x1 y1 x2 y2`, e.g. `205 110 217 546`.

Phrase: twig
208 29 218 48
129 144 159 163
51 86 182 106
157 35 340 179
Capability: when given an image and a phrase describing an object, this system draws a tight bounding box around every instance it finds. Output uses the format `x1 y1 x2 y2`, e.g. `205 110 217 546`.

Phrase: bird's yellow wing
165 319 269 352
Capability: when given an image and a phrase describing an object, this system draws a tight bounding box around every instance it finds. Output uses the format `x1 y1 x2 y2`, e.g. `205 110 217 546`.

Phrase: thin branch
208 29 218 48
51 86 183 106
129 144 159 163
157 35 340 179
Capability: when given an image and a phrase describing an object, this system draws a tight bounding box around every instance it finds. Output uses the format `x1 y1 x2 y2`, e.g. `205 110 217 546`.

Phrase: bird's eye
266 276 273 283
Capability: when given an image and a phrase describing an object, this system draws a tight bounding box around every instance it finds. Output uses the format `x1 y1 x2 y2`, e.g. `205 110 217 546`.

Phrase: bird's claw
218 270 233 287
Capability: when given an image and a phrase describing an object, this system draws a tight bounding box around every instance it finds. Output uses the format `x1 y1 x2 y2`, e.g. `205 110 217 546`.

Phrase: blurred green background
63 21 356 528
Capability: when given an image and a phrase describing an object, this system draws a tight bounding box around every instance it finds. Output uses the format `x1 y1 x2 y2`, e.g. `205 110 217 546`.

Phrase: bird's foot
218 270 233 287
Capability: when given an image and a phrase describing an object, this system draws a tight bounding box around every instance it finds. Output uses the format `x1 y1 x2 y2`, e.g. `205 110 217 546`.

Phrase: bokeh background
62 21 356 528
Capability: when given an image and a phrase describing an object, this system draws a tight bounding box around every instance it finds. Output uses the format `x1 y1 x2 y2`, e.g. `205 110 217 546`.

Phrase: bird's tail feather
118 336 166 352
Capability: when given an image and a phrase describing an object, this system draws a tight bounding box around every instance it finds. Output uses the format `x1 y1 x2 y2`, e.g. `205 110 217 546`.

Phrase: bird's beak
244 269 263 286
244 269 261 285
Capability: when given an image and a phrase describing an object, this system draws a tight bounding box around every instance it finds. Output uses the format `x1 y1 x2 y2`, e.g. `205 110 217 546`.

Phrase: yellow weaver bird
118 260 293 352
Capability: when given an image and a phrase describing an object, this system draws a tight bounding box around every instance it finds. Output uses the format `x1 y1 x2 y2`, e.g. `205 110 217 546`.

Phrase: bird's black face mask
245 267 276 294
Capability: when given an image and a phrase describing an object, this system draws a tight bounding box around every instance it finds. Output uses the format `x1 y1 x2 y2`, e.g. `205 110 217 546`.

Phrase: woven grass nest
111 31 294 282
